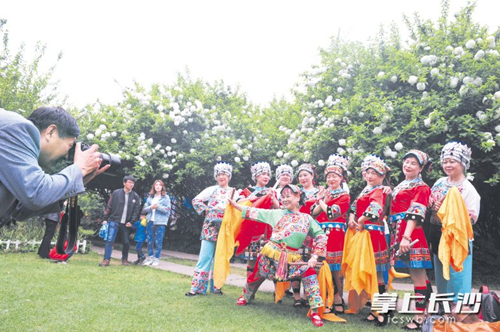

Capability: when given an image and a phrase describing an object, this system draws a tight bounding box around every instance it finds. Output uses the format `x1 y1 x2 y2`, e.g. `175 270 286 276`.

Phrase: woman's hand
400 238 411 253
228 198 244 211
308 256 318 269
324 190 332 202
348 215 358 230
382 186 393 195
356 216 368 231
317 186 326 200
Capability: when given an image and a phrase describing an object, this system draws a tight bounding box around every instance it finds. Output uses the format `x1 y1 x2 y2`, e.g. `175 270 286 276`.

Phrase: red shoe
310 312 323 327
237 295 248 306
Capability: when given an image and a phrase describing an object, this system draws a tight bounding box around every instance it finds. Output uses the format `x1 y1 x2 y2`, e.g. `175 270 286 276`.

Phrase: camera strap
56 195 79 255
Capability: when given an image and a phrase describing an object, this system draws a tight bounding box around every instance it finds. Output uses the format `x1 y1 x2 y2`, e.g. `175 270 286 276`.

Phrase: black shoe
294 299 303 308
402 319 422 331
213 290 224 295
364 312 378 322
375 313 389 327
333 298 345 314
133 256 146 265
185 292 197 297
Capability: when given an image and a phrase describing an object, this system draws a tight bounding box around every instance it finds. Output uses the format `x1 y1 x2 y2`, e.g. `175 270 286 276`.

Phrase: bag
99 224 109 240
479 286 500 322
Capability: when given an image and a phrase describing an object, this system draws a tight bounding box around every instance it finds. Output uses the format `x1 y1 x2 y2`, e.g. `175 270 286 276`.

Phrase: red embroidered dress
351 185 389 272
312 188 350 271
389 178 432 269
235 186 274 258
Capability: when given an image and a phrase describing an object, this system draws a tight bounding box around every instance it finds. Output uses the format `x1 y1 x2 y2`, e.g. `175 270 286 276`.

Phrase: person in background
132 215 147 265
99 175 141 267
38 212 61 259
142 180 171 267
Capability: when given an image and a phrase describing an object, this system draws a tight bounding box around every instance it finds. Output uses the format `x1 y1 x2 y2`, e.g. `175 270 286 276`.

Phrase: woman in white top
142 180 171 266
428 142 480 305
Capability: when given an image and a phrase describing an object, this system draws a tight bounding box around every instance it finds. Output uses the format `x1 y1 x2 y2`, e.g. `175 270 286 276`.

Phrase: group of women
185 141 480 329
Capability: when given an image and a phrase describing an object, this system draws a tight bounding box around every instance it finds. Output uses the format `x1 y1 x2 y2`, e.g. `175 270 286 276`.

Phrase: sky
2 0 499 108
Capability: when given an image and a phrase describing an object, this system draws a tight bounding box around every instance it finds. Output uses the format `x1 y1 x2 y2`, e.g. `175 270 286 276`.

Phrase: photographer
0 107 109 222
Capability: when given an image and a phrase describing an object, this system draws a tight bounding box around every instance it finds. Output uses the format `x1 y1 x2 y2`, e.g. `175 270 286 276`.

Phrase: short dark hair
123 175 136 183
27 107 80 138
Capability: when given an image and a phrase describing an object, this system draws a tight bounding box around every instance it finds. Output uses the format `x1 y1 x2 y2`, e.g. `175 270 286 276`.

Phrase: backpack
479 286 500 322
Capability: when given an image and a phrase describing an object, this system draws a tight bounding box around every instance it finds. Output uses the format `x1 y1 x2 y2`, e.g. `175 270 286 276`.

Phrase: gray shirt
0 109 85 221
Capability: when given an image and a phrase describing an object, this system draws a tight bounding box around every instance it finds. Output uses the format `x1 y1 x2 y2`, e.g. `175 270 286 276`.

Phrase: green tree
0 19 62 113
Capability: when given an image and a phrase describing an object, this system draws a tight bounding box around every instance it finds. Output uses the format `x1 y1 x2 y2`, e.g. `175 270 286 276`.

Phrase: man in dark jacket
99 175 141 266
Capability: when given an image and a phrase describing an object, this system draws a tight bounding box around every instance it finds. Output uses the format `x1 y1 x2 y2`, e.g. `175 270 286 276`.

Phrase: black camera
67 142 121 175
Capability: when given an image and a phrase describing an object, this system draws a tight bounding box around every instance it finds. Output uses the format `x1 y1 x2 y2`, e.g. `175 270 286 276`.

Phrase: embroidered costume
390 177 432 269
239 206 328 309
312 154 351 271
235 162 274 262
429 142 481 302
275 164 294 202
351 155 390 272
189 162 234 295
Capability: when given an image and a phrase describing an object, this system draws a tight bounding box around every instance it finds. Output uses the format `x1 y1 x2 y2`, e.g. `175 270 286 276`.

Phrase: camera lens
100 152 121 174
67 142 121 175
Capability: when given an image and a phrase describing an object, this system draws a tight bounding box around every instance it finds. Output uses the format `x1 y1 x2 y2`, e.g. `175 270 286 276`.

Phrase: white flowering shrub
74 75 280 251
281 2 500 239
0 19 61 113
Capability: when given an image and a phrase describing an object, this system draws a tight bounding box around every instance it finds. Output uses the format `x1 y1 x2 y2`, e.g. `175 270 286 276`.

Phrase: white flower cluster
383 146 398 159
486 36 496 48
465 39 476 49
420 55 438 66
476 111 488 121
408 75 418 85
430 68 440 78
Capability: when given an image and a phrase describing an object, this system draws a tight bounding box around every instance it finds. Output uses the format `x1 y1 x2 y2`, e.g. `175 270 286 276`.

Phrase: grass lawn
0 252 408 332
162 257 248 277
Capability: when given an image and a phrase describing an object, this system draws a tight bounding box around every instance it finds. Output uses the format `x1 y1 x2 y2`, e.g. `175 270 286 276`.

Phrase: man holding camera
100 175 141 267
0 107 109 223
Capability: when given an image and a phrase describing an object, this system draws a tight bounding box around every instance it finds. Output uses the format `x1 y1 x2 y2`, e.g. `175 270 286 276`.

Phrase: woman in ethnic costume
428 142 480 306
390 150 432 330
311 154 350 314
235 162 278 278
229 184 328 327
297 163 320 202
294 163 322 307
275 164 294 203
186 162 234 296
349 155 391 326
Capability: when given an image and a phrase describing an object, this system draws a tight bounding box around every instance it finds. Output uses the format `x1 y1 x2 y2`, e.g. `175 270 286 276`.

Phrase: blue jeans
104 221 131 260
146 222 166 259
136 242 145 259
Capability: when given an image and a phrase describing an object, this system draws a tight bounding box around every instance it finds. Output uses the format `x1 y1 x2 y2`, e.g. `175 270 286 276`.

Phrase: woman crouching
229 184 327 327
